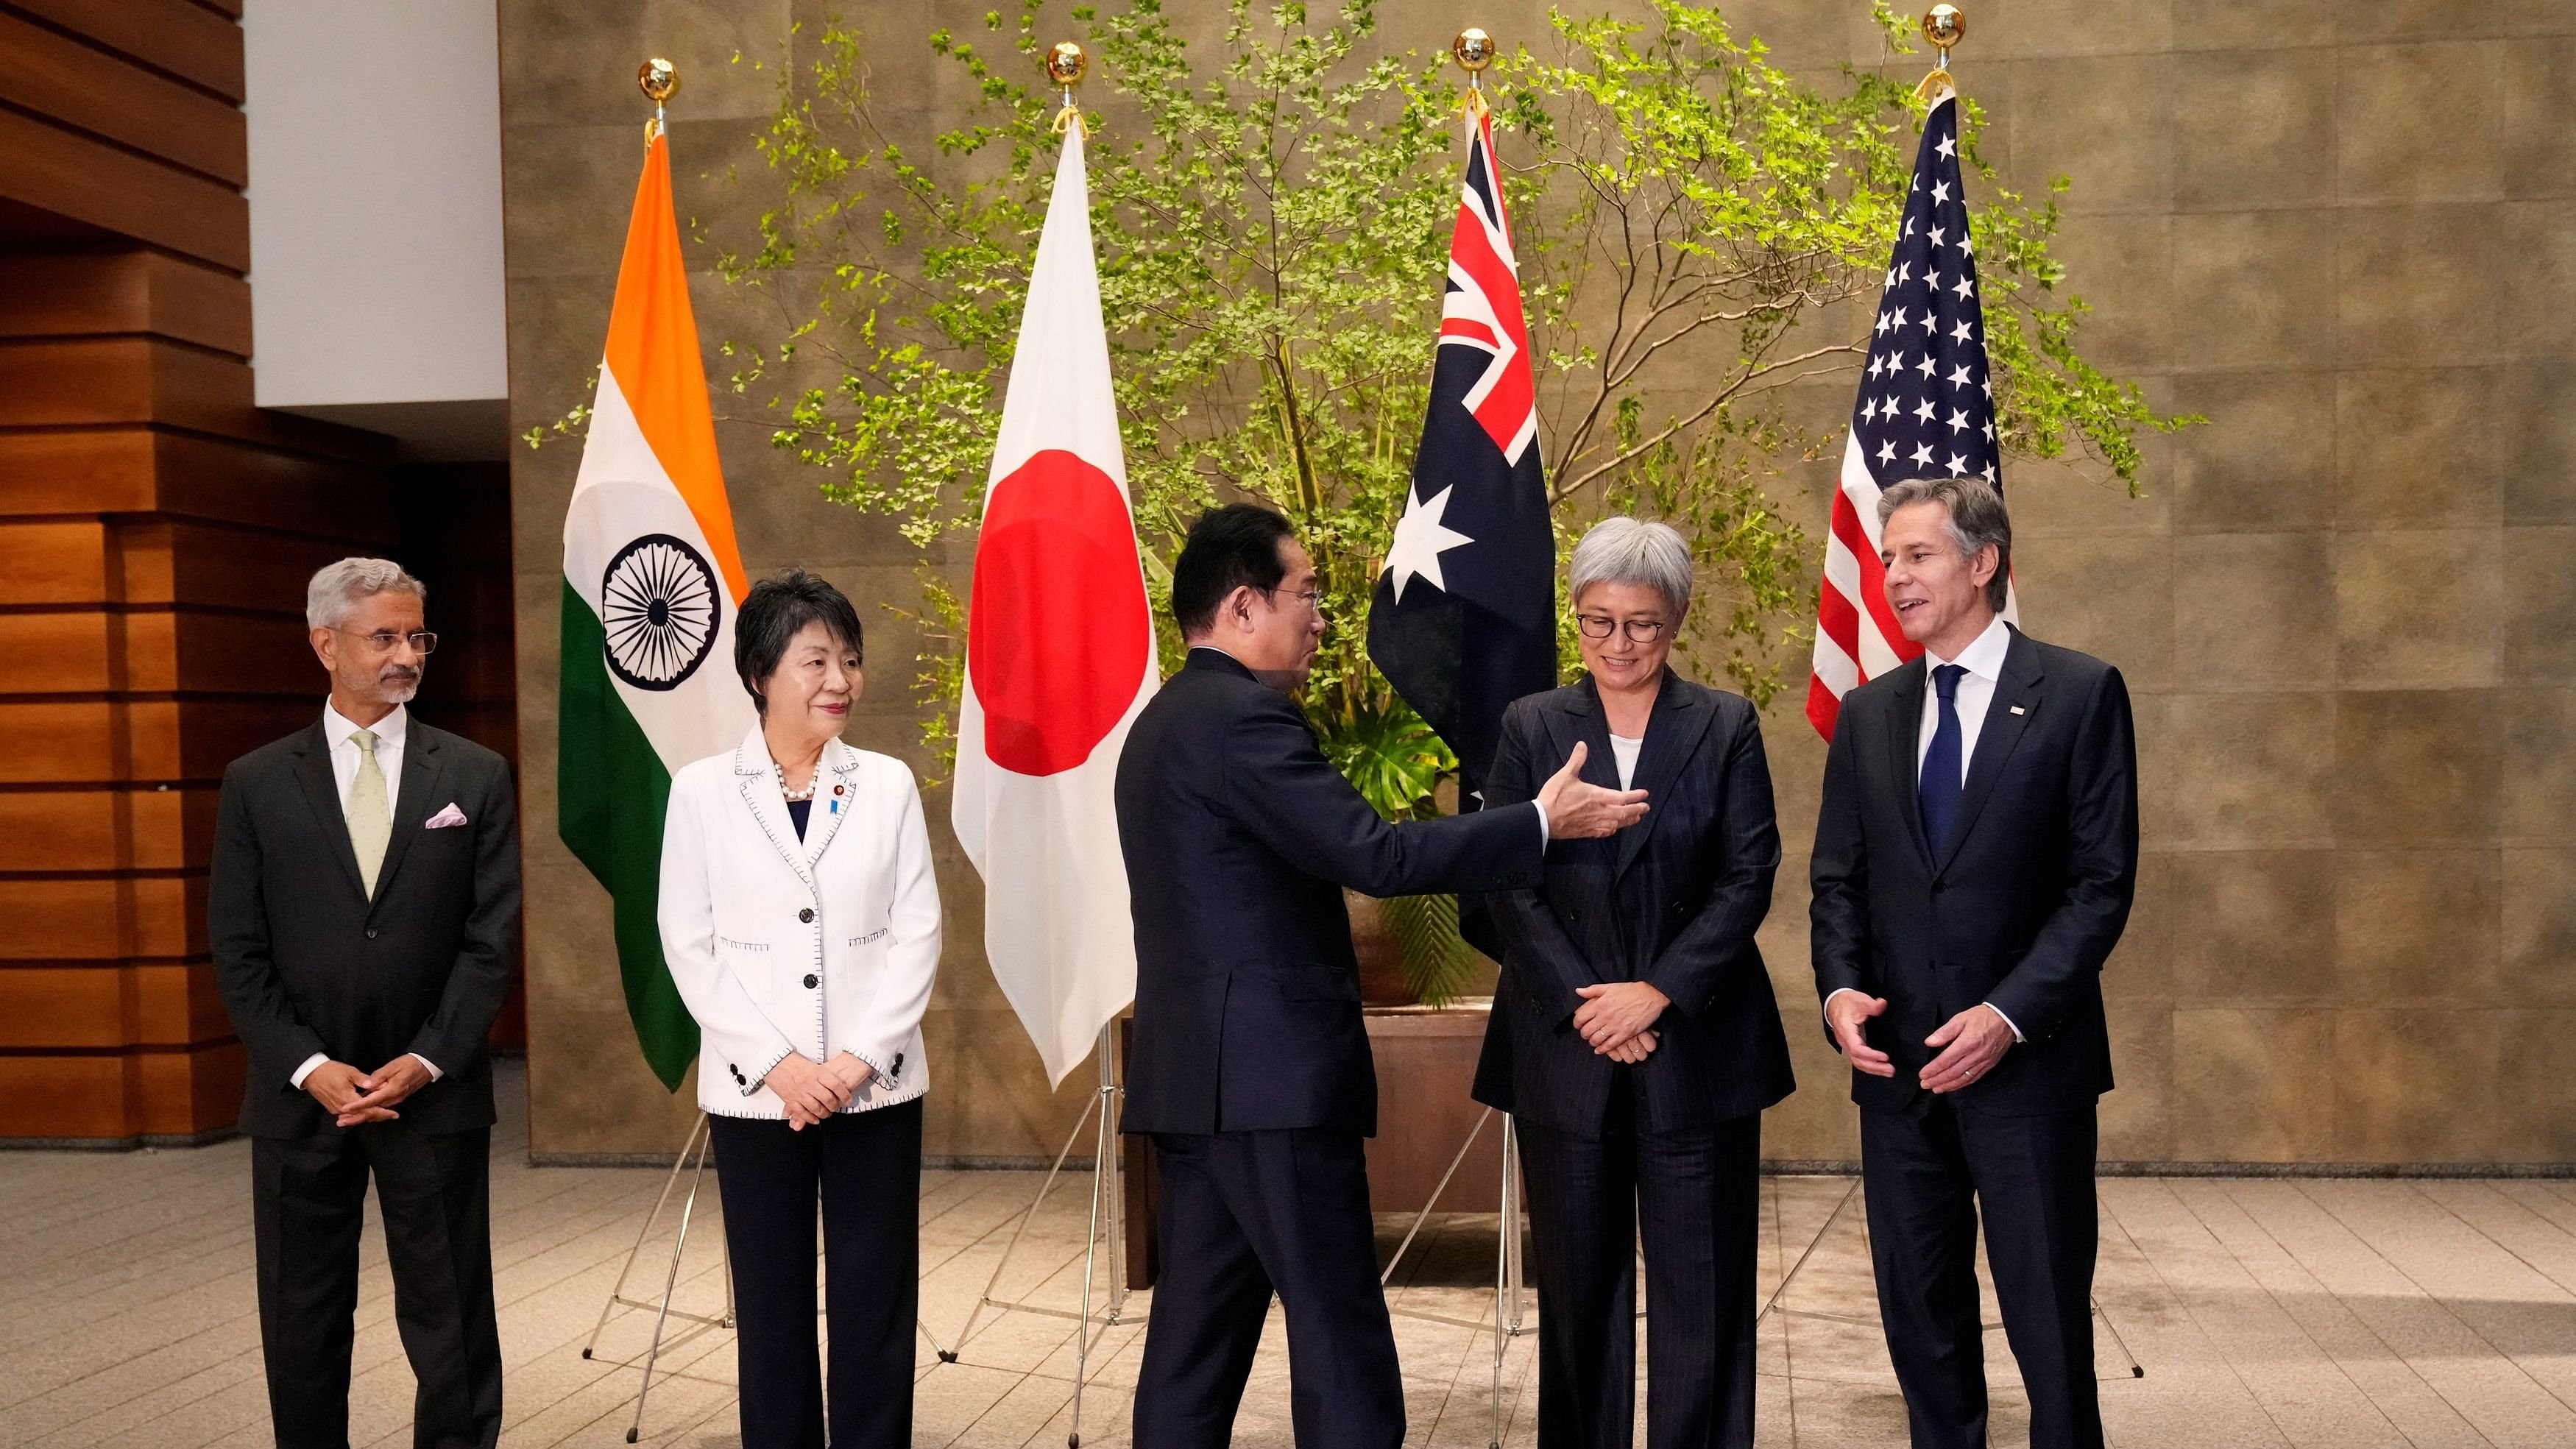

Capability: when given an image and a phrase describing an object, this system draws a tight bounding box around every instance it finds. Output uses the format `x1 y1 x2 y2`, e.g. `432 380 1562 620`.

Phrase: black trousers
709 1101 921 1449
1131 1127 1402 1449
1518 1091 1763 1449
251 1121 502 1449
1860 1099 2101 1449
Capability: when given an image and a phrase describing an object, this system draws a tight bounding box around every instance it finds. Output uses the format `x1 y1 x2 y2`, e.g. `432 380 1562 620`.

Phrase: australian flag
1368 105 1557 802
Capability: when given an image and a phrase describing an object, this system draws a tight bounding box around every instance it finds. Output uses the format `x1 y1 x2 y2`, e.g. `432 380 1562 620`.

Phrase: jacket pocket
845 927 889 949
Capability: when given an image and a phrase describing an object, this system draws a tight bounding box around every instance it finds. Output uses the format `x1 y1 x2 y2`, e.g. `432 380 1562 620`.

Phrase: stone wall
500 0 2576 1164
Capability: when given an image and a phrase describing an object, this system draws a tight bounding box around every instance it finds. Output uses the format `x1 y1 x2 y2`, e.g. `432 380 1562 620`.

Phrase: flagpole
1915 4 1964 99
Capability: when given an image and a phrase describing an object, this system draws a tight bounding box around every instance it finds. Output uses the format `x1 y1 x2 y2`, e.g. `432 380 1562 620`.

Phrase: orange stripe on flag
603 133 749 603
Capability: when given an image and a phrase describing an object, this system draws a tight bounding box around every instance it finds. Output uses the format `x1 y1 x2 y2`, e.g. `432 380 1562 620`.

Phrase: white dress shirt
1826 612 2025 1046
291 700 442 1091
1608 732 1643 790
1914 612 2010 785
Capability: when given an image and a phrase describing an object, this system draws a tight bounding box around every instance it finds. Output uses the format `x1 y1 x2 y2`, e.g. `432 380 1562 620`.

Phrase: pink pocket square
422 803 470 829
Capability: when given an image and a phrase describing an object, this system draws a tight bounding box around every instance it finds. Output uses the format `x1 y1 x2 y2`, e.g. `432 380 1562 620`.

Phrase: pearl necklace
775 763 819 802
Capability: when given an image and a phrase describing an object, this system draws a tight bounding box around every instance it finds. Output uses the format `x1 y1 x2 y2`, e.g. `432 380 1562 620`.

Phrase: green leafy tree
690 0 2190 1000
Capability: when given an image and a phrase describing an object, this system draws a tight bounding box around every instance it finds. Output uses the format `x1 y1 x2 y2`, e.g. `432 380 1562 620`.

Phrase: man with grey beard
210 558 520 1449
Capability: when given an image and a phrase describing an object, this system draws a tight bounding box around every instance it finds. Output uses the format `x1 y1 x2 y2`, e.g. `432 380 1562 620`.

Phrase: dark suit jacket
1471 672 1794 1133
1809 625 2137 1117
210 716 522 1138
1117 648 1545 1138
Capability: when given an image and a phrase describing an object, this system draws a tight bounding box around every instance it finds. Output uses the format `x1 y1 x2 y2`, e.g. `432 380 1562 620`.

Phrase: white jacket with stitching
657 726 941 1119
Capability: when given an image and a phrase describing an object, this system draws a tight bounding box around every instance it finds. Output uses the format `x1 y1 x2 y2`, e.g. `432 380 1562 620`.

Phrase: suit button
799 907 815 924
1931 880 1947 895
803 974 819 989
365 928 379 939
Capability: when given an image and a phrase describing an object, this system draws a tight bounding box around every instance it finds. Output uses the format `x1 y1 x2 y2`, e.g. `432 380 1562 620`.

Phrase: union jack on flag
1805 91 2016 740
1369 103 1557 794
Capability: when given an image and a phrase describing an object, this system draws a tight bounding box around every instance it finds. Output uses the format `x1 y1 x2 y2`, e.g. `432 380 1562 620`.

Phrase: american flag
1805 91 2014 740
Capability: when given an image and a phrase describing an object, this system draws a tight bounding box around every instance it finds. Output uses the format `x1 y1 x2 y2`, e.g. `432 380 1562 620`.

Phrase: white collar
322 698 408 749
1925 613 2010 684
732 723 857 778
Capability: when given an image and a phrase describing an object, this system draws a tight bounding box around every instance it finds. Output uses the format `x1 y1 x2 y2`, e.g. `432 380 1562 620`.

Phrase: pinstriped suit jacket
1472 671 1796 1135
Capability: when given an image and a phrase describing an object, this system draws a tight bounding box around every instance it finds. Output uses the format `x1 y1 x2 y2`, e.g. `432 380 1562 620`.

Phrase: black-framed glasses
337 628 439 655
1575 614 1668 643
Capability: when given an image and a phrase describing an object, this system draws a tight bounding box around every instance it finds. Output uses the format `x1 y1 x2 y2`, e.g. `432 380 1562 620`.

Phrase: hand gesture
1827 991 1896 1078
334 1055 434 1127
824 1052 877 1097
1920 1004 2014 1094
302 1060 397 1126
763 1053 854 1129
1604 1030 1659 1065
1535 742 1649 840
1574 980 1671 1055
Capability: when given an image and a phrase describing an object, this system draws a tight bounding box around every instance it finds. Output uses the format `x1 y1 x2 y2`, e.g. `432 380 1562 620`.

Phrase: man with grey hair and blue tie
1811 476 2138 1449
210 558 520 1449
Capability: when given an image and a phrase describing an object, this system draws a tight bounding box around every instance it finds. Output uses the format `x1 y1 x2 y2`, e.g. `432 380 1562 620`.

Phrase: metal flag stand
1751 1177 2148 1382
1375 1104 1528 1449
578 1112 737 1445
920 1022 1142 1449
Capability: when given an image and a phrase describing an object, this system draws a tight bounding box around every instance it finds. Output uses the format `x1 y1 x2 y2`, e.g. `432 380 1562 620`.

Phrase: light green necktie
347 727 392 897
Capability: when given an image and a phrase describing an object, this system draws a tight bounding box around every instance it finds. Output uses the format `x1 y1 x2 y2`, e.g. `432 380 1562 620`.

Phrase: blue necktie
1919 664 1967 857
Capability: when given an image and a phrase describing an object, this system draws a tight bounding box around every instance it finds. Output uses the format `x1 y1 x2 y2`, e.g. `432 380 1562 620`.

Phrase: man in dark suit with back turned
1119 503 1649 1449
210 558 520 1449
1811 476 2138 1449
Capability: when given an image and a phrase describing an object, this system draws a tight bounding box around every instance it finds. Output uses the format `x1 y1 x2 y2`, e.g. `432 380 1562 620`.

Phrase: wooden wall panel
0 1 523 1138
0 1042 244 1144
0 0 246 104
0 107 247 271
0 877 192 960
0 964 230 1048
0 253 252 355
0 10 247 185
0 431 394 534
0 520 108 603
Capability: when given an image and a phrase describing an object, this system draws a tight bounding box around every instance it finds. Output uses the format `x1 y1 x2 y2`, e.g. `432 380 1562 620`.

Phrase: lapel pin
2009 704 2027 715
833 784 845 796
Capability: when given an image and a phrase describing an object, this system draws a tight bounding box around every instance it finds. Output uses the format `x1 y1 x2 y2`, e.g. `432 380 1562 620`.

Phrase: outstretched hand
1827 991 1897 1078
1535 742 1649 840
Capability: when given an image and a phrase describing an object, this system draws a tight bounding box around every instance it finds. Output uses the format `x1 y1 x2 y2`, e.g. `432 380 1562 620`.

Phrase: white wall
244 0 507 457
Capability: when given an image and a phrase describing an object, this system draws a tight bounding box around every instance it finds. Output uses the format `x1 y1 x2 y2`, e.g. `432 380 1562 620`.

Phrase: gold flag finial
1453 27 1495 117
639 57 678 142
1917 7 1964 101
1046 41 1089 137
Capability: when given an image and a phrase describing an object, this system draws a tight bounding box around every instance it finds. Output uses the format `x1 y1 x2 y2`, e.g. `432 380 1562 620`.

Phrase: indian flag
559 129 754 1091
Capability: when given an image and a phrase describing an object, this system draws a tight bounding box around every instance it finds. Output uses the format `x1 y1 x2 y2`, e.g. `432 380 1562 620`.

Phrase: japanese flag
951 124 1158 1088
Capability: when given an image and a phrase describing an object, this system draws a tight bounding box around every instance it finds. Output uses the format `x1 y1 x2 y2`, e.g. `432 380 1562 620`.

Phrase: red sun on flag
966 448 1152 776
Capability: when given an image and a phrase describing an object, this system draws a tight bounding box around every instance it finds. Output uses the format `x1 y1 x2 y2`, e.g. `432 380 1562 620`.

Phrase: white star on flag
1383 483 1475 603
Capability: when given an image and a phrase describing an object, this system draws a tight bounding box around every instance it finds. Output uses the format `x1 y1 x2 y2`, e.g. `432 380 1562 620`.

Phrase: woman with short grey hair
1471 516 1795 1449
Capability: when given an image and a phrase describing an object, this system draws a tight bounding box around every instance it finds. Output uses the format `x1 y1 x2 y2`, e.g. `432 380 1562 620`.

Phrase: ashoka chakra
601 534 720 692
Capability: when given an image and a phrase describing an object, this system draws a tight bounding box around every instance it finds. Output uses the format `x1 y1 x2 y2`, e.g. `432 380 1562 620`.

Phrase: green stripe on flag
559 578 698 1091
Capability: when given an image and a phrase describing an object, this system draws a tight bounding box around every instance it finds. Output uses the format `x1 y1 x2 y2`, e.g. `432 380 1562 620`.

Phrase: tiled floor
5 1064 2575 1448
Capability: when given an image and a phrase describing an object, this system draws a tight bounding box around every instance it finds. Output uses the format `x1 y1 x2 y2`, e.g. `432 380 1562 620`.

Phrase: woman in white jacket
657 569 939 1449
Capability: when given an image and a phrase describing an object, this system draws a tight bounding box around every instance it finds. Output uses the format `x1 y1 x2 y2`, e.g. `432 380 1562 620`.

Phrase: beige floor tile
12 1067 2576 1448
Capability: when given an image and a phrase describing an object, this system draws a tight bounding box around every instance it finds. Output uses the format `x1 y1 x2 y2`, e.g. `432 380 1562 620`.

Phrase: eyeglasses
1260 586 1323 614
337 628 439 655
1576 615 1669 643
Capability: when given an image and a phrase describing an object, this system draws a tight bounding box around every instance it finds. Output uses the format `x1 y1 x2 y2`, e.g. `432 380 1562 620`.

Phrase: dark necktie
1919 664 1967 856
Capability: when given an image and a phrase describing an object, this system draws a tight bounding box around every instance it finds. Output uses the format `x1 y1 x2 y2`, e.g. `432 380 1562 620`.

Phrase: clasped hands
302 1056 434 1128
1827 993 2014 1093
762 1052 877 1129
1574 979 1669 1064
